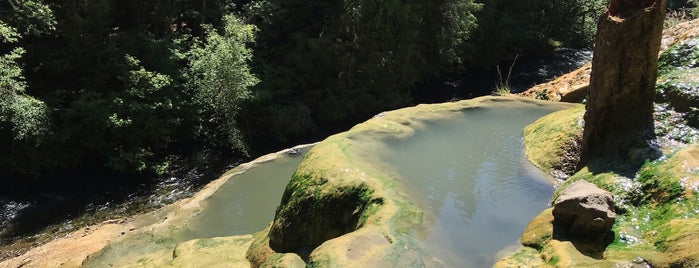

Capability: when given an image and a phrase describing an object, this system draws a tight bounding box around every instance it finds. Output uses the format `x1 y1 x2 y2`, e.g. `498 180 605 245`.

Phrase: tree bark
580 0 666 165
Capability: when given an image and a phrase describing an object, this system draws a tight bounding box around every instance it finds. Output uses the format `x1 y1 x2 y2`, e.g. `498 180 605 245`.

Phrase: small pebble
288 148 301 156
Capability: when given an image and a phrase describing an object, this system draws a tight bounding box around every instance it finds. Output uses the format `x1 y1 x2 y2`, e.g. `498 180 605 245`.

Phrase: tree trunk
580 0 666 165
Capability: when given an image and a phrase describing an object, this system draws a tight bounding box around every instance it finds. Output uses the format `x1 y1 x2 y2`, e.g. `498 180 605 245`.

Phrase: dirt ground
0 219 134 268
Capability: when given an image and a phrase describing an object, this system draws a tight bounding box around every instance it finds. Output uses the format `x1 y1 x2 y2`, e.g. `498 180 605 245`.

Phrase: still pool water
382 105 562 267
175 151 308 241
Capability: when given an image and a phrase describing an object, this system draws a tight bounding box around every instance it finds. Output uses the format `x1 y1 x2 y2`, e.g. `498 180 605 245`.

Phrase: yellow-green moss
169 235 253 267
493 247 545 267
520 208 554 250
523 105 585 178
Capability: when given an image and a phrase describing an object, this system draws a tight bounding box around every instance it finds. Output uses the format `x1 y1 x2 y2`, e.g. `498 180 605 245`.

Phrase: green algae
656 69 699 115
520 208 554 250
656 36 699 135
658 36 699 76
512 109 699 267
638 157 685 204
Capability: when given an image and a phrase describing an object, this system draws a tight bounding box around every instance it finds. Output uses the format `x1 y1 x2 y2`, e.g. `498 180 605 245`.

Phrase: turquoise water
382 105 563 267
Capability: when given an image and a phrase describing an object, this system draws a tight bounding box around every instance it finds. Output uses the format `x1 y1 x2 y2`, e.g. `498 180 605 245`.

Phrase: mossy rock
656 36 699 130
169 236 254 267
82 232 178 267
553 162 643 214
505 146 699 267
523 105 585 178
657 219 699 267
656 68 699 114
653 103 699 145
493 247 545 267
636 145 699 209
80 97 576 267
658 36 699 75
258 253 305 268
520 208 554 250
687 107 699 128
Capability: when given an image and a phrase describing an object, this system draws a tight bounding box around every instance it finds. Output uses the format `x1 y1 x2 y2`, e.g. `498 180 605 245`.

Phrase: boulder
552 180 616 238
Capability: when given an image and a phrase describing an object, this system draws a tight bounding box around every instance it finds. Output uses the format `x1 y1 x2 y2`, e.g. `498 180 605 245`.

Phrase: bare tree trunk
580 0 666 165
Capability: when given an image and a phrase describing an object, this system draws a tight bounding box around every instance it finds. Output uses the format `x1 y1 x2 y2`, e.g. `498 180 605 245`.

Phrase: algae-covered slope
498 144 699 267
504 93 699 267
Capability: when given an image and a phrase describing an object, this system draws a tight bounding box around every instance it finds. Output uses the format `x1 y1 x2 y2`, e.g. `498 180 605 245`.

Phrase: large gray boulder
553 180 616 238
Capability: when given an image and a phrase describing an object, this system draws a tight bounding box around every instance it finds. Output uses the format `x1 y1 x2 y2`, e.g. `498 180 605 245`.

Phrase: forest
1 0 697 212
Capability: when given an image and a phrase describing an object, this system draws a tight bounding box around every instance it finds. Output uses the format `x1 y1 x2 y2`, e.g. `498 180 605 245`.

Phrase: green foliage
0 21 20 42
101 55 180 172
247 0 481 141
466 0 605 67
188 15 258 152
0 0 621 182
0 23 26 94
0 20 50 143
441 0 483 63
0 93 50 142
492 54 518 95
1 0 56 35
